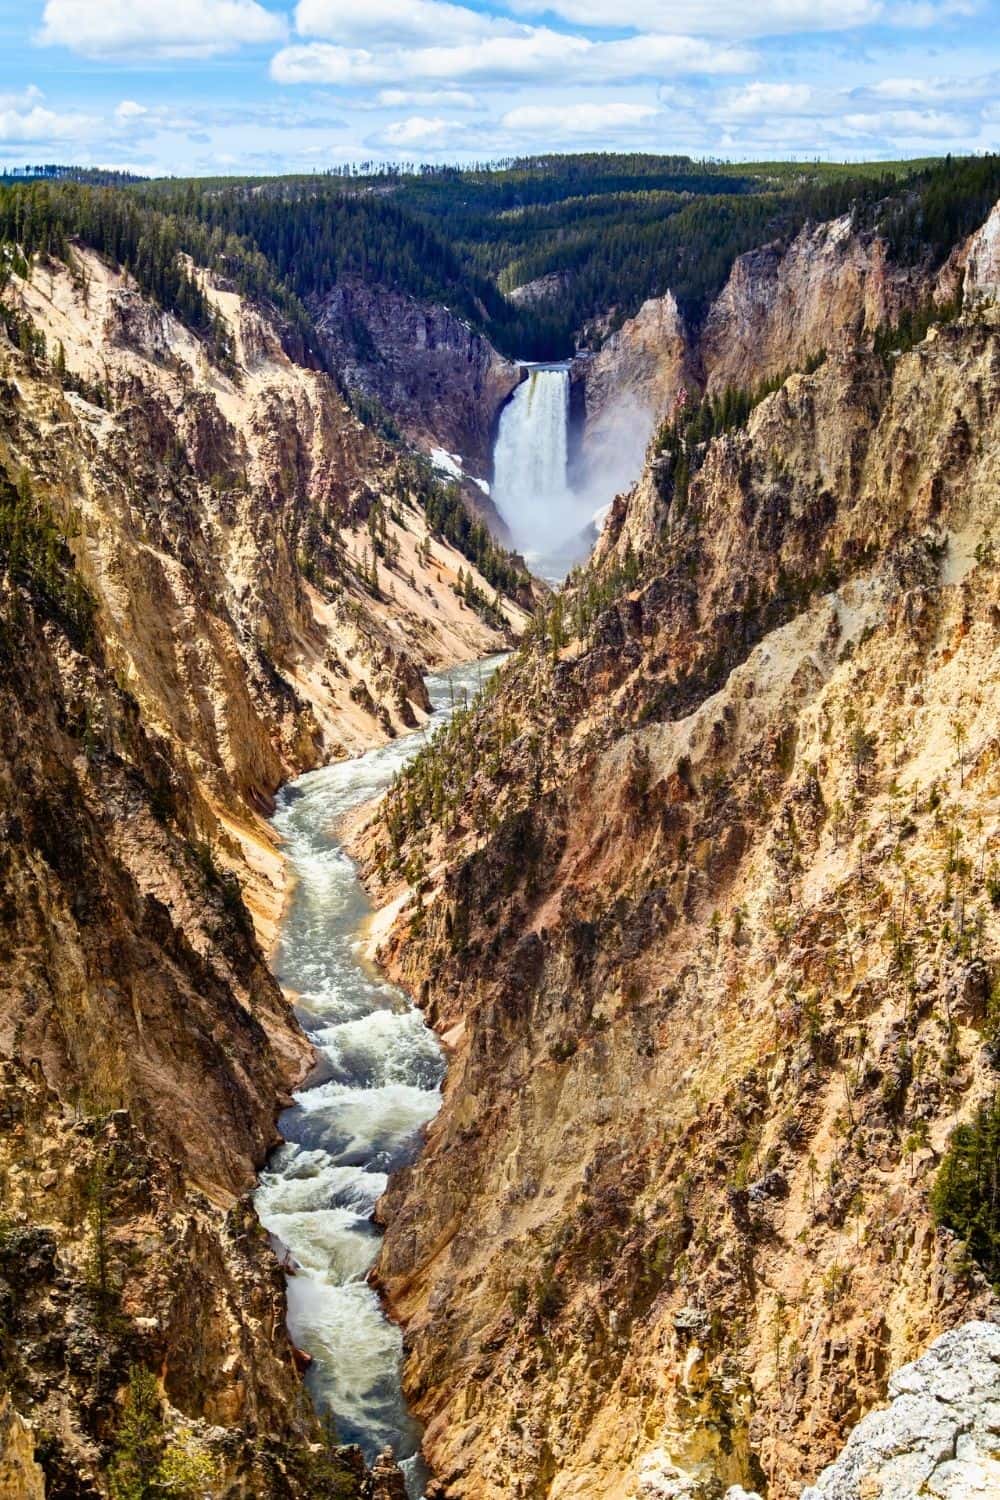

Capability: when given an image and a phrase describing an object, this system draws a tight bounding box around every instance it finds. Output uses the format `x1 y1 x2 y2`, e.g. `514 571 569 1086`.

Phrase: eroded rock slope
359 206 1000 1500
0 246 530 1494
576 207 971 503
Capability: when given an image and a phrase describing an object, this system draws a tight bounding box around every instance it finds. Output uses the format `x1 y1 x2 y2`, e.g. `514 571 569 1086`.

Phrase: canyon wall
312 279 521 480
574 212 965 509
360 207 1000 1500
0 248 529 1493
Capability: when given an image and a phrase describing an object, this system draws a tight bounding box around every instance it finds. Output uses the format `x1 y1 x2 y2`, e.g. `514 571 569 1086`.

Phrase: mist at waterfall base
492 364 651 577
254 658 504 1498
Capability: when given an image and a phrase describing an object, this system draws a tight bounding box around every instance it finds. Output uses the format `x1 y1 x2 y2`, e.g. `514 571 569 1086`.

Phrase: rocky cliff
358 204 1000 1499
0 245 530 1493
574 211 966 510
312 279 521 481
725 1321 1000 1500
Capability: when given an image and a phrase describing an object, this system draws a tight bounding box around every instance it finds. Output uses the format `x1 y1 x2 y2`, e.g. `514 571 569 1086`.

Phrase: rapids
254 656 504 1496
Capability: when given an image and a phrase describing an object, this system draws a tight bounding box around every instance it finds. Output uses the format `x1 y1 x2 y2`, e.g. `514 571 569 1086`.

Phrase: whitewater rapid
255 657 503 1495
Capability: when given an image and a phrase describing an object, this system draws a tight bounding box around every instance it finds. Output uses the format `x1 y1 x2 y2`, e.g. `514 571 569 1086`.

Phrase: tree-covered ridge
877 154 1000 264
133 152 999 360
4 151 998 380
0 178 325 370
0 180 237 365
145 184 512 339
0 165 145 185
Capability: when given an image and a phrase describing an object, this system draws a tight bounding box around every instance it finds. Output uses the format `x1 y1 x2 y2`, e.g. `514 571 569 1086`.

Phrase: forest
2 152 998 364
136 152 1000 358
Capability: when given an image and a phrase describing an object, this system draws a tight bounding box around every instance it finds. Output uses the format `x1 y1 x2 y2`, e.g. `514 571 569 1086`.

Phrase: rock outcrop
358 207 1000 1500
312 279 521 476
800 1320 1000 1499
0 1394 45 1500
964 200 1000 305
572 291 690 503
697 214 940 393
651 1321 1000 1500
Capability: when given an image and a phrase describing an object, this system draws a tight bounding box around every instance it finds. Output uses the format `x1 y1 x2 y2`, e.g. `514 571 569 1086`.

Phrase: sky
0 0 998 176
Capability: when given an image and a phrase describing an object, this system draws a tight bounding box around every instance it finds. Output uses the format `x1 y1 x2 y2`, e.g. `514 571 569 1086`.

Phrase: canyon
2 159 1000 1500
0 241 530 1495
358 199 1000 1499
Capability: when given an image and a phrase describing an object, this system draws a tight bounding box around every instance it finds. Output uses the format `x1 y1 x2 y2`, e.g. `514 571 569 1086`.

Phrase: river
254 655 504 1496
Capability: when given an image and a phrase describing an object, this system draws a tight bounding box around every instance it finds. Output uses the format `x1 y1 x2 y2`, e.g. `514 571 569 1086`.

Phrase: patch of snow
430 447 464 483
430 447 490 495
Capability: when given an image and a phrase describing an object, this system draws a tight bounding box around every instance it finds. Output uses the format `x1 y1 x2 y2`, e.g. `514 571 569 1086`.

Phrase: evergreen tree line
5 154 998 368
133 153 999 360
0 179 325 371
0 466 95 651
0 165 144 185
876 154 1000 266
0 180 235 364
932 1091 1000 1293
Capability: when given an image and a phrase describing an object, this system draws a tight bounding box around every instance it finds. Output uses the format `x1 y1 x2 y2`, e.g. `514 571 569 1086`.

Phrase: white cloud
864 70 997 103
886 0 979 24
505 0 980 33
841 107 974 137
503 0 882 35
501 102 659 134
271 30 752 87
1 86 46 109
376 88 479 109
381 114 454 146
295 0 506 45
39 0 286 59
716 82 814 118
0 101 97 144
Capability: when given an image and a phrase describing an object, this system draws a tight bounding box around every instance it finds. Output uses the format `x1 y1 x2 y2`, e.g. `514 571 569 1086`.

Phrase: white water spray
493 365 584 561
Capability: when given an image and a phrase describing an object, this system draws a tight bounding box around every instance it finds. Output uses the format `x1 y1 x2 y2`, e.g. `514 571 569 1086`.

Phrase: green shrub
0 469 95 647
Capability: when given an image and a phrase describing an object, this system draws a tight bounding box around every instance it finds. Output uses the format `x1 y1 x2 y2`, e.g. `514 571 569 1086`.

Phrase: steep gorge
0 243 532 1495
358 201 1000 1499
4 164 1000 1500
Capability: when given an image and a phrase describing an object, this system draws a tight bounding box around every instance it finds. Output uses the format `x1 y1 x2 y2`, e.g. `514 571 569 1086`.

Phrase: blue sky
0 0 998 175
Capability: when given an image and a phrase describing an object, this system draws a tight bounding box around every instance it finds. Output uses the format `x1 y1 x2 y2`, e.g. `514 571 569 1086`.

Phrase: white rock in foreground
802 1321 1000 1499
719 1322 1000 1500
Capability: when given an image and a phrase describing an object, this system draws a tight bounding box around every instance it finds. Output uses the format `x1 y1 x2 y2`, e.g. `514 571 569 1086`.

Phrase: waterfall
493 365 582 561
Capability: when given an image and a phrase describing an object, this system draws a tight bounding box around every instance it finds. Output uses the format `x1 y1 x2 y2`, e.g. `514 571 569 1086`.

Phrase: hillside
355 196 1000 1499
134 154 1000 361
0 233 532 1496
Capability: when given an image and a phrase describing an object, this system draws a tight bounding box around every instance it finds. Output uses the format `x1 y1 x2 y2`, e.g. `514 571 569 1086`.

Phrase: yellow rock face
360 221 1000 1500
